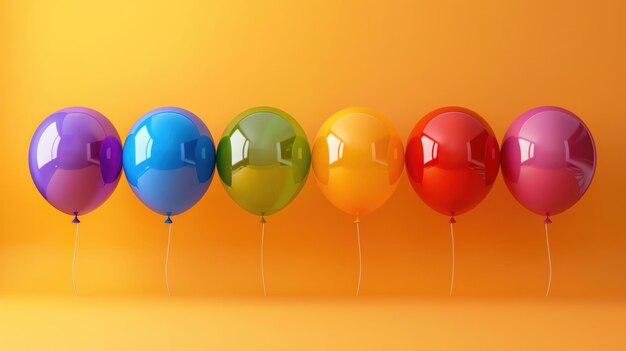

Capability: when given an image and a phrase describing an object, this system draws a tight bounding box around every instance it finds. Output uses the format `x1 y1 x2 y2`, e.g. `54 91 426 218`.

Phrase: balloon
312 107 404 216
123 107 215 217
405 107 500 217
501 106 596 217
28 107 123 218
216 107 311 216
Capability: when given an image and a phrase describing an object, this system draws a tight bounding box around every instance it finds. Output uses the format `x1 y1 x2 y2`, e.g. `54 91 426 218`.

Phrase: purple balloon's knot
449 216 456 224
165 212 173 224
544 215 552 225
72 212 80 224
259 215 267 224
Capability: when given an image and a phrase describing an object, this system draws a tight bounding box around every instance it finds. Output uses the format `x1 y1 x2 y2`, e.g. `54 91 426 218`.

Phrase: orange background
1 0 625 349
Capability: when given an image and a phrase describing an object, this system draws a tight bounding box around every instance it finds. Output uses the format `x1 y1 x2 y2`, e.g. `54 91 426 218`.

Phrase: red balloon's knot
544 215 552 225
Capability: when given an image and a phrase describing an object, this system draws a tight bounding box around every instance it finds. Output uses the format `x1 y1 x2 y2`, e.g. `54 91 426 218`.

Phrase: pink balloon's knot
449 216 456 224
72 212 80 224
544 215 552 225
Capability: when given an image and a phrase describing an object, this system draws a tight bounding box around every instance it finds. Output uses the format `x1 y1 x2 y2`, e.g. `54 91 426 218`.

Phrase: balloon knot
72 212 80 224
354 216 360 224
449 216 456 224
260 215 267 224
544 215 552 225
165 212 173 224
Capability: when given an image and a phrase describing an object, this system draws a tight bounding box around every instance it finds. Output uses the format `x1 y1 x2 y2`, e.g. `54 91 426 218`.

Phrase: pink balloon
501 106 596 218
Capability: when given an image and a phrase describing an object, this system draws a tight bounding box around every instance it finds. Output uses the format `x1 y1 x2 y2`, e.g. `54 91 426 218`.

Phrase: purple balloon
501 106 596 218
29 107 123 218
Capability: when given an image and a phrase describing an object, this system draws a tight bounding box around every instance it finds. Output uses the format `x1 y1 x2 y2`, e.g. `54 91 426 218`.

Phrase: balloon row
29 106 596 223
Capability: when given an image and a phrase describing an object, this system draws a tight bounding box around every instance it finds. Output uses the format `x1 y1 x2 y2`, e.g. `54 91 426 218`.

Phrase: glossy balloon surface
312 107 404 216
28 107 123 216
123 107 215 216
501 106 596 216
216 107 311 216
405 107 500 217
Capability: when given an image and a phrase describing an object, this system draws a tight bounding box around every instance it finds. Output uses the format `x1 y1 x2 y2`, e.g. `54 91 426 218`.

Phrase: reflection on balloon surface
312 107 404 216
123 107 215 216
28 107 123 216
405 107 500 217
216 107 311 216
501 106 596 216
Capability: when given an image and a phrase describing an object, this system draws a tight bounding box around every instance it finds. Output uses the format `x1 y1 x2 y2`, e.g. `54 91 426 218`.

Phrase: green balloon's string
260 215 267 296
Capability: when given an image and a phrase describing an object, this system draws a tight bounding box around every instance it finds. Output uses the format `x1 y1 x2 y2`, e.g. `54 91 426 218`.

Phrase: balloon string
545 221 552 297
449 219 455 297
72 222 79 296
261 216 267 296
355 217 362 296
165 222 172 297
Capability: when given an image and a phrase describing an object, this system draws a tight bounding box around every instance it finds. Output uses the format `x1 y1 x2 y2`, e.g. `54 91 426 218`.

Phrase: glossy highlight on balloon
216 107 311 216
28 107 123 217
501 106 596 217
405 106 500 217
312 107 404 216
122 107 216 216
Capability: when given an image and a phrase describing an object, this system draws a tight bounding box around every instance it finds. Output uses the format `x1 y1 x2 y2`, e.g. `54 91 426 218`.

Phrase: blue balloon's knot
165 212 173 224
72 212 80 224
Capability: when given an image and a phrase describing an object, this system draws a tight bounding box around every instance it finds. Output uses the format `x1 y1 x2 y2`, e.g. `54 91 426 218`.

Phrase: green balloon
216 107 311 216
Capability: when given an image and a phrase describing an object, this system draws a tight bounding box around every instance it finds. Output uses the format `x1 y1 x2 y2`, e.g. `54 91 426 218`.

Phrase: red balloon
406 107 500 218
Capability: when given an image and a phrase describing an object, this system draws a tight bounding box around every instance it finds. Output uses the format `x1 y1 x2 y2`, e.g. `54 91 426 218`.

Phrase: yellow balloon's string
355 216 362 296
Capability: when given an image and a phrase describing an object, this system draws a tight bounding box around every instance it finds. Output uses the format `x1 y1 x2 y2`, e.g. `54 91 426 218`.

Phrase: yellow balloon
312 108 404 217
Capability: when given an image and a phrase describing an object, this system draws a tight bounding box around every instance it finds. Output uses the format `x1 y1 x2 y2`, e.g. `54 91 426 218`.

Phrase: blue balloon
123 107 215 218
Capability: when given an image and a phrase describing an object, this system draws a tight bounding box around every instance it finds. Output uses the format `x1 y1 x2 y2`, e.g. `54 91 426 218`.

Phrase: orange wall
1 0 625 298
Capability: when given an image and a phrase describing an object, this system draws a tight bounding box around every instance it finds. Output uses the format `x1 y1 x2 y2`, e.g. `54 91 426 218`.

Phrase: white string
72 222 79 296
165 222 172 297
545 222 552 297
449 221 455 297
261 219 267 296
356 219 362 296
